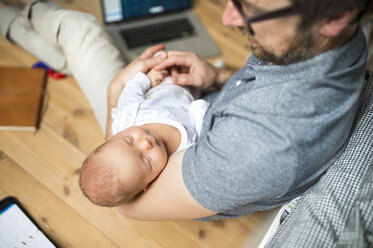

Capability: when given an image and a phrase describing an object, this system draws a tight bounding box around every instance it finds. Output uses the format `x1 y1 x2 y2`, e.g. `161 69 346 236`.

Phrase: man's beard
239 27 317 65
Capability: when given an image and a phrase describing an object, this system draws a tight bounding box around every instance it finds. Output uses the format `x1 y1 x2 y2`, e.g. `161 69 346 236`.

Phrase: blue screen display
122 0 190 19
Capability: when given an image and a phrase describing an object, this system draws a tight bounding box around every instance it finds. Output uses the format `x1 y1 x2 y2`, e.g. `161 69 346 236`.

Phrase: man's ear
320 8 358 37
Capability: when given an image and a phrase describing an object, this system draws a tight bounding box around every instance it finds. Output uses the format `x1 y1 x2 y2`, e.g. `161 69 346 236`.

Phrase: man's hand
153 51 218 89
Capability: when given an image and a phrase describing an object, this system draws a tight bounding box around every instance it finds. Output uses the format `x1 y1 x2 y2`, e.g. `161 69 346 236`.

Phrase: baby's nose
139 137 153 150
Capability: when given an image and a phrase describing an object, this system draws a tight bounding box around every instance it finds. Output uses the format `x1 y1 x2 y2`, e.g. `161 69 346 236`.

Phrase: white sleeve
188 99 210 137
117 72 151 107
111 72 150 135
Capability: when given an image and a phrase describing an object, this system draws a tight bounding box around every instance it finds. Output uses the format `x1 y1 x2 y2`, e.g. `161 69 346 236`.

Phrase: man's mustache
237 27 256 42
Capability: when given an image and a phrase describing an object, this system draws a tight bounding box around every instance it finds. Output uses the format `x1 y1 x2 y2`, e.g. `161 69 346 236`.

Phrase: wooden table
0 1 272 247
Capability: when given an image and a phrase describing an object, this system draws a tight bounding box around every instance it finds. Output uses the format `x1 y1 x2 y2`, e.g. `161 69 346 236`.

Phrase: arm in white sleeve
117 72 151 107
111 72 151 135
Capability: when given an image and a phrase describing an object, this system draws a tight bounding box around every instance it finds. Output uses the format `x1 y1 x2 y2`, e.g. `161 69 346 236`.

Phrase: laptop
101 0 221 61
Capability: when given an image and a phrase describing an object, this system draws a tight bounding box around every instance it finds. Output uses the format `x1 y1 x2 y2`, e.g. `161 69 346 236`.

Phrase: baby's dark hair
79 144 135 207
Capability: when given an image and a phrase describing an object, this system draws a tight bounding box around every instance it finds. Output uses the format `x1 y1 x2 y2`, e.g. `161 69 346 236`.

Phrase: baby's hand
147 69 168 87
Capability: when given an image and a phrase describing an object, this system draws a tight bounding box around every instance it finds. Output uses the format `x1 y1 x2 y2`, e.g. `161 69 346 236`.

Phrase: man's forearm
117 150 216 221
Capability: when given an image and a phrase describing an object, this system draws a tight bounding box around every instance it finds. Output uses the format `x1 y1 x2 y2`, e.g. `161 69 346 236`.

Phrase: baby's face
106 126 168 191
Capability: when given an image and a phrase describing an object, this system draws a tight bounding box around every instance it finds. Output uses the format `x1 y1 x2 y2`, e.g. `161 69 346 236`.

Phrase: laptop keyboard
120 18 196 49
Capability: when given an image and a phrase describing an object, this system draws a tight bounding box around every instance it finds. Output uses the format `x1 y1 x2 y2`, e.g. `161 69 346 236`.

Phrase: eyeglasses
230 0 298 35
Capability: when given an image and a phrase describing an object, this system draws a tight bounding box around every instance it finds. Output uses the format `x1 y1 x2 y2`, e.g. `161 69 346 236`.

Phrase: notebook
0 67 48 131
101 0 221 61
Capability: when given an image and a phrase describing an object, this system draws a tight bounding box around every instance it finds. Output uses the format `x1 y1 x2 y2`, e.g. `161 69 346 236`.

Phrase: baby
79 67 209 207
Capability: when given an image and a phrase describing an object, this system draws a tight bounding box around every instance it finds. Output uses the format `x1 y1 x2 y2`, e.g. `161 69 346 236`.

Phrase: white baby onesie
111 72 209 151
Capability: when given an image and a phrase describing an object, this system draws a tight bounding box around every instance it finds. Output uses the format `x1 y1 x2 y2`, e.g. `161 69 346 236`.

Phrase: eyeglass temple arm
246 6 297 23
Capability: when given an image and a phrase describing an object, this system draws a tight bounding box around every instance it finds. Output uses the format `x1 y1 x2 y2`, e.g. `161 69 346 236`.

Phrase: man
111 0 370 221
1 0 370 221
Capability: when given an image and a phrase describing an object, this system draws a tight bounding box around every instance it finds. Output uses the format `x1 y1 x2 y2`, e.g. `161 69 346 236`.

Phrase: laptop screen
102 0 191 23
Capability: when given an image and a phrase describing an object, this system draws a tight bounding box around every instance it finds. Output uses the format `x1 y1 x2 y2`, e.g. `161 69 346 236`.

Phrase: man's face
222 0 319 65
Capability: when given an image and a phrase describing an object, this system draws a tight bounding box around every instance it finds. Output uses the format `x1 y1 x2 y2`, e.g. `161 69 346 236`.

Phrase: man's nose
222 1 245 27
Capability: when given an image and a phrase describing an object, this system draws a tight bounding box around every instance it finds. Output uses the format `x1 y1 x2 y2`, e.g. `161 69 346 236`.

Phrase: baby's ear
144 183 151 192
